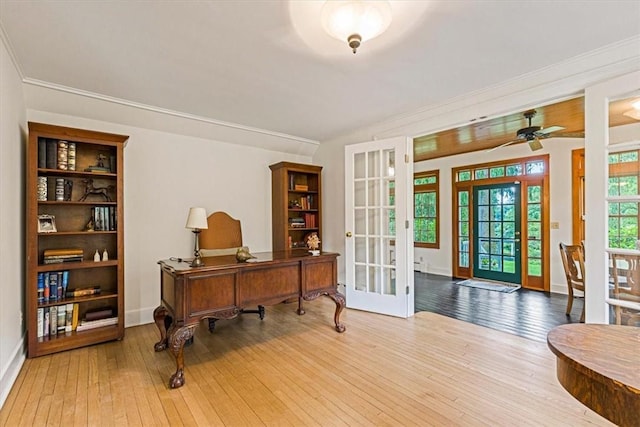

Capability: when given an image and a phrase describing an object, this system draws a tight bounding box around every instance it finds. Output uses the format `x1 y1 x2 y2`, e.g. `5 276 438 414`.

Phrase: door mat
456 279 521 293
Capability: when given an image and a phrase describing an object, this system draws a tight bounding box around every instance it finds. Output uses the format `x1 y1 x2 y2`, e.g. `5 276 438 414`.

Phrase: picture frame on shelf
37 214 57 233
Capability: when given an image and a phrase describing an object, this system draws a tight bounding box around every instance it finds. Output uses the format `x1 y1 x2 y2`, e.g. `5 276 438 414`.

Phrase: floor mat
456 279 521 293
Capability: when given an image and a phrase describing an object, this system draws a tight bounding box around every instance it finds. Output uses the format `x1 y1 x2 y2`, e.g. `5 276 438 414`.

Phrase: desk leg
302 291 346 333
168 324 197 389
153 305 171 352
328 291 346 333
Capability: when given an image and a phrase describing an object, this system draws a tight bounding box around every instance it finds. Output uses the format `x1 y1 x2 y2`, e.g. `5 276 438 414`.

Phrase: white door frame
344 136 414 317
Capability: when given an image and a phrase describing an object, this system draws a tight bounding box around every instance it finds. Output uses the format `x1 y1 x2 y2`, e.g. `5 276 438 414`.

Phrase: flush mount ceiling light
321 0 393 54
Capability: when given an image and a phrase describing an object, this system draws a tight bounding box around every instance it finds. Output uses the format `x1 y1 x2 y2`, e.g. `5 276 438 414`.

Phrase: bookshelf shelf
270 162 322 252
27 122 127 358
36 260 119 272
37 292 118 308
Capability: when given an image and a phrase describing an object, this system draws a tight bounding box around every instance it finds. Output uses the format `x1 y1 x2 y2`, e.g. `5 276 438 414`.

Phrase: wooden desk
547 324 640 426
153 251 346 388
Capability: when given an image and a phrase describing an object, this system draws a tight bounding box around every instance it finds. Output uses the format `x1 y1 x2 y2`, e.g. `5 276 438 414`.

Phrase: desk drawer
186 271 236 317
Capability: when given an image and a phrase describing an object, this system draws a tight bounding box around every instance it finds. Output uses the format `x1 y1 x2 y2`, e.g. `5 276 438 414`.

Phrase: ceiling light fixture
623 99 640 121
321 0 392 54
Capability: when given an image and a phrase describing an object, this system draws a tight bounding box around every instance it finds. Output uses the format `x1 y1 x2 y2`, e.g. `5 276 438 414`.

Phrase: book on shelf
44 248 83 257
43 256 83 264
45 139 57 169
37 308 44 338
50 305 57 336
43 308 50 338
57 141 68 171
57 305 66 334
76 316 118 332
72 303 79 331
39 270 71 303
66 286 101 298
65 303 73 332
67 142 76 171
85 307 113 321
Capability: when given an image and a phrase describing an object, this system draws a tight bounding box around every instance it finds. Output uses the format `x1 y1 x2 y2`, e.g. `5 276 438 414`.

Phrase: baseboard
124 305 157 328
0 333 26 411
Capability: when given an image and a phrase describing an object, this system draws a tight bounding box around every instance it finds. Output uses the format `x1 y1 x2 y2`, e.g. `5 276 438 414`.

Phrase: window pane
458 190 469 206
475 168 489 180
458 171 472 181
506 164 523 176
526 161 544 174
489 167 505 178
528 185 541 203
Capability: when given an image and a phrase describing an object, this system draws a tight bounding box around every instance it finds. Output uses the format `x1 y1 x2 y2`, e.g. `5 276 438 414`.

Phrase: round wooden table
547 324 640 426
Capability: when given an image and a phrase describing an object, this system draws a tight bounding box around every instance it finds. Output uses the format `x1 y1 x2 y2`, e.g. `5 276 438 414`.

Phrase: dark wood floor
414 272 583 343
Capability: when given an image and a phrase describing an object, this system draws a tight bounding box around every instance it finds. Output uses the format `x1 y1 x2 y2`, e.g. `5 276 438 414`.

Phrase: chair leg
566 289 574 316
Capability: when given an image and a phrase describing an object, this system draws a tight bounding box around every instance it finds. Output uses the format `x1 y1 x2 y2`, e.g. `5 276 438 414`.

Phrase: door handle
346 232 352 237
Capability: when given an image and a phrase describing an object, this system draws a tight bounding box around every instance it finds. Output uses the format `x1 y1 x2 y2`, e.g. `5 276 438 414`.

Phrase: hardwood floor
1 297 609 426
414 272 583 343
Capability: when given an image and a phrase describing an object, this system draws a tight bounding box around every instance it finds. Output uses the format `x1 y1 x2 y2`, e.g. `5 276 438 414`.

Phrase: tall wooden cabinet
270 162 322 251
26 122 128 357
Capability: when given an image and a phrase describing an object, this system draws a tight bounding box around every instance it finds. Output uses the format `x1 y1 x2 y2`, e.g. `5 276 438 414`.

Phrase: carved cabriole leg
153 305 169 351
168 324 197 389
328 291 346 333
302 290 346 333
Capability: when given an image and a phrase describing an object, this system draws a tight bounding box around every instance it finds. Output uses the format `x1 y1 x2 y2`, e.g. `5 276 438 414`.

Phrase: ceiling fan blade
486 139 520 153
528 137 544 151
535 125 565 135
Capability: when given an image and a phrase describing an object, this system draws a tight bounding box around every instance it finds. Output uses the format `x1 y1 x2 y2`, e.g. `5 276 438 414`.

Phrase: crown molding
21 78 319 147
368 35 640 140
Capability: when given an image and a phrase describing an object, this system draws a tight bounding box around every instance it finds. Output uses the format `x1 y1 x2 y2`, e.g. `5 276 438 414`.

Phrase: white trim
608 140 640 152
0 333 26 411
0 23 24 80
22 78 320 147
124 306 157 328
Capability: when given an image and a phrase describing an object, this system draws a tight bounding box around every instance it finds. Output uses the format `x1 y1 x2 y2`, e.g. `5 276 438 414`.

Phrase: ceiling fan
487 110 565 152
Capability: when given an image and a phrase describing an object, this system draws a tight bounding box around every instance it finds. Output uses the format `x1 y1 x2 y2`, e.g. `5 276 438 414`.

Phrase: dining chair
609 252 640 326
559 243 585 322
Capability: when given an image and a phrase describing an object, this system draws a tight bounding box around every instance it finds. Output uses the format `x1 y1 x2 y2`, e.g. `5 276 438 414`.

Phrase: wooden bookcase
26 122 128 357
270 162 322 251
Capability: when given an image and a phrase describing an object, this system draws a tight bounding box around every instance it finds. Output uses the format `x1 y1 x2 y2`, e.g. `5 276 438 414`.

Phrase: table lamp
185 207 208 267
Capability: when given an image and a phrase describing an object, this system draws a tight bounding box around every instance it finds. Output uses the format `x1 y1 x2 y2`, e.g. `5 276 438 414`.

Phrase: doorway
473 182 522 284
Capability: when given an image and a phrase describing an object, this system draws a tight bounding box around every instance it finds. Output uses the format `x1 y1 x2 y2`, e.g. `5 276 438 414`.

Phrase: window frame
414 170 439 249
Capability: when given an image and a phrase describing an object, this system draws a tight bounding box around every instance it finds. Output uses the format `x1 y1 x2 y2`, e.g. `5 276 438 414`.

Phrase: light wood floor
1 298 611 426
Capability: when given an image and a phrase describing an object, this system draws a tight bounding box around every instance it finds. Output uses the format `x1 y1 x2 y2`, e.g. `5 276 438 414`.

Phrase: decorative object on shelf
94 249 101 262
235 247 256 263
84 217 95 232
37 176 47 201
79 178 112 202
321 0 392 54
306 232 321 256
84 153 111 173
102 249 109 261
185 207 208 267
64 179 73 201
37 214 57 233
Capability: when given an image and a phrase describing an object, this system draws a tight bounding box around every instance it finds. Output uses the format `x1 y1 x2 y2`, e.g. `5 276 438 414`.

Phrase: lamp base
190 256 204 267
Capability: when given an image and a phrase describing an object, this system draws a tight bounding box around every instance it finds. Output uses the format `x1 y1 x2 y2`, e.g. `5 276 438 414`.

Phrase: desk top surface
547 323 640 391
159 250 339 273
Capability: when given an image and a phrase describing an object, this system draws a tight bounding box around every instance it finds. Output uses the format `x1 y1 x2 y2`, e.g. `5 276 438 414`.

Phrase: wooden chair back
609 252 640 325
559 243 585 292
199 211 243 249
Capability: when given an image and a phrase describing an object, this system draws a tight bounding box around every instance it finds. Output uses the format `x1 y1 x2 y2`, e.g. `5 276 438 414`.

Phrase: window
414 170 439 248
608 150 640 249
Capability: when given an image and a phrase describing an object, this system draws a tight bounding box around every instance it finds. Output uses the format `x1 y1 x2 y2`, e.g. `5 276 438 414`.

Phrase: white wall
27 110 312 326
0 37 26 408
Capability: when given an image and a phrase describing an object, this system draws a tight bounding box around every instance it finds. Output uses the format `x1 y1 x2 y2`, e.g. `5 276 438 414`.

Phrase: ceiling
1 1 640 147
414 96 640 161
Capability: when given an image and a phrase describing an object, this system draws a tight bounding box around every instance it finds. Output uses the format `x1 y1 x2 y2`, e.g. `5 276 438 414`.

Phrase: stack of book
43 248 84 264
38 138 76 171
37 270 70 303
76 307 117 332
36 302 79 338
289 217 306 228
92 206 116 231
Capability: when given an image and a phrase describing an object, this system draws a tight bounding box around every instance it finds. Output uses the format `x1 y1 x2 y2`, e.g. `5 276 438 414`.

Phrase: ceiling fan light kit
321 0 393 54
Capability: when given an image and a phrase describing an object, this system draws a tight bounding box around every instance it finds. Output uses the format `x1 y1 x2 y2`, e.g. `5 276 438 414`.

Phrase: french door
472 182 522 284
344 137 413 317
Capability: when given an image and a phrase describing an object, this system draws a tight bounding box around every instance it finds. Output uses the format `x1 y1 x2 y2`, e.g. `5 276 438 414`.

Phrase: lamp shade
321 1 392 47
185 207 208 230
